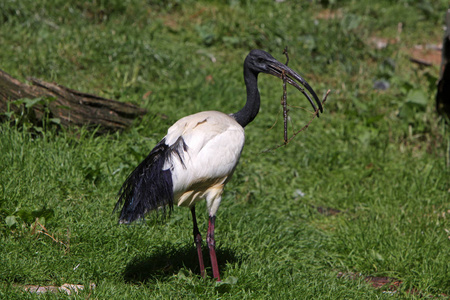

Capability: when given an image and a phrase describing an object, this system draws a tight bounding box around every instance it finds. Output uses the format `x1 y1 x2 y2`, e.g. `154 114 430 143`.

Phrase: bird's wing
115 138 174 223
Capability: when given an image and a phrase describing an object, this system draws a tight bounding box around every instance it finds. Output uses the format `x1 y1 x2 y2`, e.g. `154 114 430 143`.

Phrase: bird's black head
244 49 323 114
244 49 279 74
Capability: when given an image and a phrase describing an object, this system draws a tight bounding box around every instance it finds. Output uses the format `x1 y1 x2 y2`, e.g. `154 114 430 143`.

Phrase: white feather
163 111 245 216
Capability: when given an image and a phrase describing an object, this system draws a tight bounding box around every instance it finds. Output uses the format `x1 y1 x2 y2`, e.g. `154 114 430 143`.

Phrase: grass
1 0 449 298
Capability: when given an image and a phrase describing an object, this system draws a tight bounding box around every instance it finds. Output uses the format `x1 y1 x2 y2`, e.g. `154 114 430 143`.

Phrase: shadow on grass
123 243 239 283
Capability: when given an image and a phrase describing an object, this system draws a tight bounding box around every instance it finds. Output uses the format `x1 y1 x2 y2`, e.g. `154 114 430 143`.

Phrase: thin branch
263 89 331 153
33 218 70 253
281 70 288 144
282 46 289 145
283 46 289 65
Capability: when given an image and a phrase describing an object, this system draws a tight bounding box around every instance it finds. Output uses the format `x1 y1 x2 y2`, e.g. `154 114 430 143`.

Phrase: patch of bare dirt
337 272 449 297
315 9 343 20
409 44 442 66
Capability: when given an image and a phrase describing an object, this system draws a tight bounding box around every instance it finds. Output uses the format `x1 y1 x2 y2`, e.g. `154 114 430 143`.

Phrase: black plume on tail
115 137 186 224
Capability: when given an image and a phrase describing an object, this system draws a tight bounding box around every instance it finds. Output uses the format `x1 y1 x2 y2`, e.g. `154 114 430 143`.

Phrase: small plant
2 96 60 133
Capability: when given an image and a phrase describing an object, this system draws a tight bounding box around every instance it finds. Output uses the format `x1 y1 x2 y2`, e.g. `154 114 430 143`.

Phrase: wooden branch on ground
0 69 147 132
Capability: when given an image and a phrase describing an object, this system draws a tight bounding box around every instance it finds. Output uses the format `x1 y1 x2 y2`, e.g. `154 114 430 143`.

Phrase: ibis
114 49 323 281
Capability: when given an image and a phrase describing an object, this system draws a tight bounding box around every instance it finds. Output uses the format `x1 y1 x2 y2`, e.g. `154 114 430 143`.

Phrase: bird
114 49 323 281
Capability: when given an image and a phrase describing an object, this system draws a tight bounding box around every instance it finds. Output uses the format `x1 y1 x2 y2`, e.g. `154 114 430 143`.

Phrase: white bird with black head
114 49 323 281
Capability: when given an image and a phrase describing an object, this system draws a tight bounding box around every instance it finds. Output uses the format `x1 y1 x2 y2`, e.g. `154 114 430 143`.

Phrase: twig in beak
282 46 289 145
281 71 288 145
283 46 289 65
264 89 331 153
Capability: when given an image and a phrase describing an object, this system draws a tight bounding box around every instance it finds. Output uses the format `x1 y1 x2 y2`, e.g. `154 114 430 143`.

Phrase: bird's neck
232 68 260 128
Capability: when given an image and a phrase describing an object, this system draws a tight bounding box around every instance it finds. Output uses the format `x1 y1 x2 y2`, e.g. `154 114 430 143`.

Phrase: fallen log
0 69 147 132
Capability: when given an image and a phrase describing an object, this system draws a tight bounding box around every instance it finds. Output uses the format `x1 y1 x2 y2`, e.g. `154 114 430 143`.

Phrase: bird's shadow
123 242 239 283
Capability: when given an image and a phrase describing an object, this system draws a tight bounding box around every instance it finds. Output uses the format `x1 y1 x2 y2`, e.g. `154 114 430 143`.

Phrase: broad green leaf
5 215 17 227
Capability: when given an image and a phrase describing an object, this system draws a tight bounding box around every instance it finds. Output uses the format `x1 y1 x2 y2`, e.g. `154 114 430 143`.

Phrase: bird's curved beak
267 60 323 114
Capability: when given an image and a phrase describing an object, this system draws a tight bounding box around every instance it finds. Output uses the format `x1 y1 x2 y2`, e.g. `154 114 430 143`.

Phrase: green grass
1 0 449 298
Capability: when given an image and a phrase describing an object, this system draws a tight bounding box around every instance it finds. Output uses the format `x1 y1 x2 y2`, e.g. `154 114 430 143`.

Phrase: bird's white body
163 111 245 216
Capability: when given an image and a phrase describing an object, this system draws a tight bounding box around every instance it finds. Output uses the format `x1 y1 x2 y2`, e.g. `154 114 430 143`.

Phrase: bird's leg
207 215 221 281
191 206 206 278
